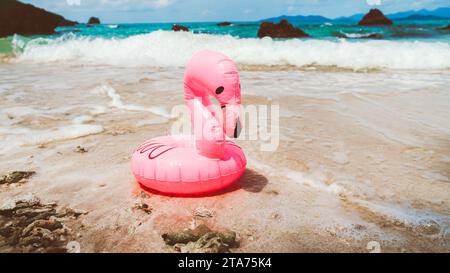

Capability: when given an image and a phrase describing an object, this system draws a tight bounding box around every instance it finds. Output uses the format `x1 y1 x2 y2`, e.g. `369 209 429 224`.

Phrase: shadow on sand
137 168 268 198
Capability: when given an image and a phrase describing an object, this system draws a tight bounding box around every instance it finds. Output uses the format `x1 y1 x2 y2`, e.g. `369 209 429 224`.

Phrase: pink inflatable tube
131 50 247 195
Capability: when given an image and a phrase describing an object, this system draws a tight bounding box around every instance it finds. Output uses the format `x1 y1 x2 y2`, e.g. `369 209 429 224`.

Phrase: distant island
396 14 445 21
261 7 450 22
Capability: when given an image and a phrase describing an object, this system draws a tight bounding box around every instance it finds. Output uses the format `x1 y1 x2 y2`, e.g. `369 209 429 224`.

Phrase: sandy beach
1 60 449 252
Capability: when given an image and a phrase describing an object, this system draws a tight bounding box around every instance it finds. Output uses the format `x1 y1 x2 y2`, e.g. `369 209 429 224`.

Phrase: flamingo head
185 50 243 138
209 59 242 139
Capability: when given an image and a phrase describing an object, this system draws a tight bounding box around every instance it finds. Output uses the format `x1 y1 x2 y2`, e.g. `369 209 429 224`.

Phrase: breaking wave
11 31 450 70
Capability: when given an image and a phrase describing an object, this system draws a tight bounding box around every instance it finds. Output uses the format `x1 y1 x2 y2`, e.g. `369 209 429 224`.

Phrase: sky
20 0 450 23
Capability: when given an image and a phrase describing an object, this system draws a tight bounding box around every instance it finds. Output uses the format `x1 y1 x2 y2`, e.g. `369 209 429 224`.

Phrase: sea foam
92 85 172 118
13 31 450 70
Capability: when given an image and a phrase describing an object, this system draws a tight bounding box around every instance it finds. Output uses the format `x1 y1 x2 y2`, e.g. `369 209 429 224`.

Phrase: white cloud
98 0 174 9
367 0 382 5
153 0 173 8
66 0 81 6
201 9 213 16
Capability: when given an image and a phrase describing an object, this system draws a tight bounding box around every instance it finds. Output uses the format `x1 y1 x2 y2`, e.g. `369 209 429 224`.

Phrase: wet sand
0 63 449 252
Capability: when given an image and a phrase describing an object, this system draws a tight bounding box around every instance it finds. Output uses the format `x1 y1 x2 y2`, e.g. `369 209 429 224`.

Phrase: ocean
1 20 450 69
1 20 449 252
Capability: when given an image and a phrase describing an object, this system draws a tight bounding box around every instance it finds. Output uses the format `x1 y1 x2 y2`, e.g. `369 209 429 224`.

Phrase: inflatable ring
131 50 247 195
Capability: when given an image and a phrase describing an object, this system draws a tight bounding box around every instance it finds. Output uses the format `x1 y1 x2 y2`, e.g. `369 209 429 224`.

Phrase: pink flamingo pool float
131 50 247 195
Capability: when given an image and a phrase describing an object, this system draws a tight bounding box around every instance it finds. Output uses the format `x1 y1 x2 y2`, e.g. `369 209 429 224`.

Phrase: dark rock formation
437 24 450 30
172 24 189 32
217 22 232 26
0 194 87 253
162 224 239 253
257 19 309 38
73 145 88 153
87 17 100 25
0 171 35 185
358 9 393 26
0 0 77 38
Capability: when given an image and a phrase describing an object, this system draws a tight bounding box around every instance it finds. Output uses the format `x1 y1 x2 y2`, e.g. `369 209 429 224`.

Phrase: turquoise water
53 20 450 41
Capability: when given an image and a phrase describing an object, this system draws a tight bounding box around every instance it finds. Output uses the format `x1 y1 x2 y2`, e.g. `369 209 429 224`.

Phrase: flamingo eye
215 86 224 95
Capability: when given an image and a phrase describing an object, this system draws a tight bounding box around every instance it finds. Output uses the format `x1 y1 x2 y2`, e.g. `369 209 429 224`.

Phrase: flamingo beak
233 117 242 138
223 104 242 138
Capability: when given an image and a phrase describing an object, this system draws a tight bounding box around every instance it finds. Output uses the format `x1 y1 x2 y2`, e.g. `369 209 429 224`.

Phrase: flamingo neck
184 84 225 158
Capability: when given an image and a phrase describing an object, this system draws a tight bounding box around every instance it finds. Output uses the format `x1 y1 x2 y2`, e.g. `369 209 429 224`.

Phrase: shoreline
2 58 450 74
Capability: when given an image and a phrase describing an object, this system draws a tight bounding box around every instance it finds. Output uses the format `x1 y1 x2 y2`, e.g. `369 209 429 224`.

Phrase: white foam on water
0 114 104 154
13 31 450 70
93 85 172 118
72 115 94 124
89 105 108 115
248 156 346 195
1 106 42 117
1 104 104 119
31 123 104 144
283 168 346 194
249 155 450 234
352 199 449 231
339 31 381 39
335 92 450 146
135 118 169 126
